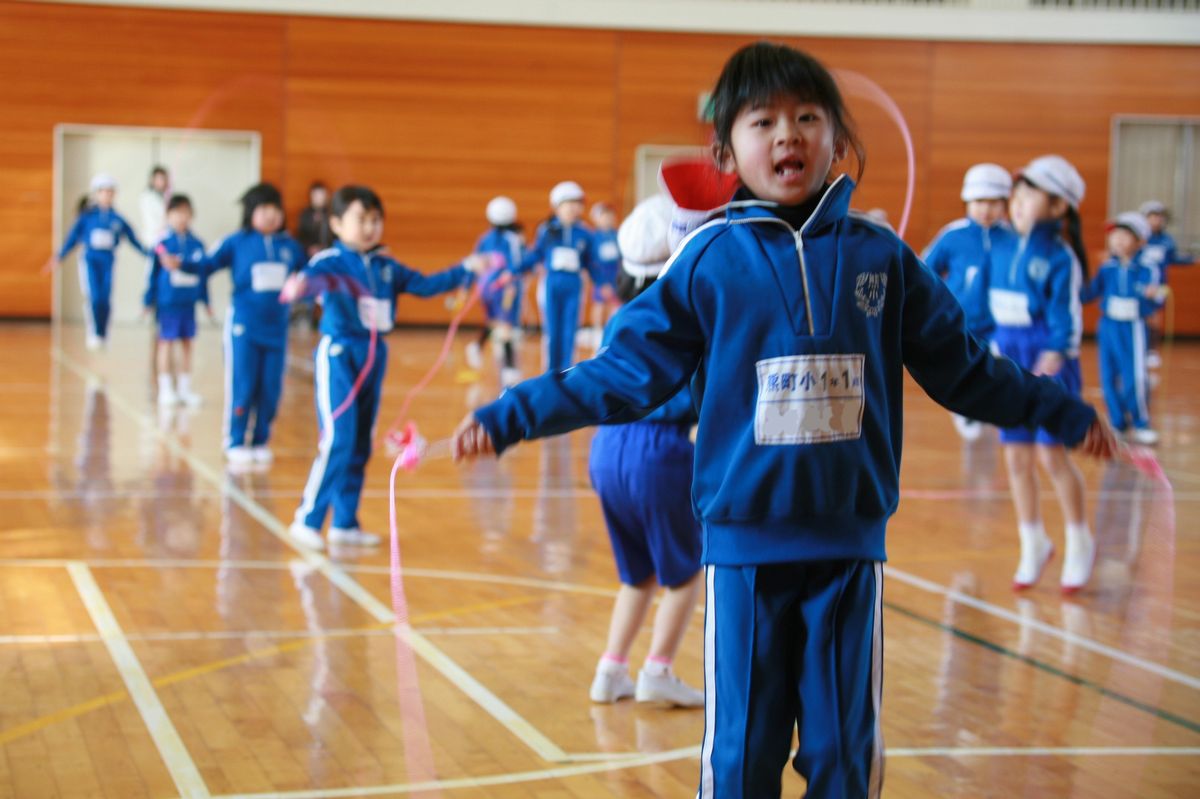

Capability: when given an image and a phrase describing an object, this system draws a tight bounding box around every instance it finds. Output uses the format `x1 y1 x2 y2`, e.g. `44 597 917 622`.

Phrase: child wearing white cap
509 181 613 373
1081 212 1165 445
586 193 703 708
47 173 148 350
466 196 526 386
984 154 1103 593
1137 200 1192 369
923 163 1014 440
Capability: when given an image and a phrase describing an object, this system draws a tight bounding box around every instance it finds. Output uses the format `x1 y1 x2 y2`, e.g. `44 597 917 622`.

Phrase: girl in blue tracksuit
195 183 304 466
510 181 609 374
466 196 526 387
923 162 1013 441
143 195 210 408
588 202 622 351
983 155 1099 595
586 194 704 710
1082 212 1165 445
452 43 1115 799
51 173 148 350
1138 200 1194 286
281 185 482 551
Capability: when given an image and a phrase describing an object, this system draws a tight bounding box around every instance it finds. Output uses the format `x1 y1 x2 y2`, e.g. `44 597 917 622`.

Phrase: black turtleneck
734 183 830 230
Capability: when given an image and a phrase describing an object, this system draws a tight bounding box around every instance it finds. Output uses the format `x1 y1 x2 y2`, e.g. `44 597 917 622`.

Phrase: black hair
709 42 865 183
166 194 192 213
150 165 168 179
309 180 327 192
1016 176 1090 279
615 270 658 304
239 182 284 229
331 185 384 218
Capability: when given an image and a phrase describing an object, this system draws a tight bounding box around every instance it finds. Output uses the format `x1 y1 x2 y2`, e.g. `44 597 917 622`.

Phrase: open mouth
774 158 805 179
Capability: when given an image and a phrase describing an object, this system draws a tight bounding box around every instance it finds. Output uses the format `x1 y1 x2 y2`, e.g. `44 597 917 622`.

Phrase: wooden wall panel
0 1 286 317
1 1 1199 331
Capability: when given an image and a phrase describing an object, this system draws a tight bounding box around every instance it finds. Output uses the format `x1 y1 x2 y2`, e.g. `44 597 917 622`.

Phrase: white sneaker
1146 350 1163 369
500 367 522 388
250 446 273 464
85 334 102 352
288 522 325 551
1013 534 1054 590
225 446 254 465
465 341 483 370
590 666 635 704
635 669 704 707
952 414 983 442
328 526 381 547
1131 427 1160 446
1061 530 1096 595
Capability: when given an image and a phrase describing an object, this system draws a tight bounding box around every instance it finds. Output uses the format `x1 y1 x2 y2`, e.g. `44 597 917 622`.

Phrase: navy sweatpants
78 257 114 339
223 310 287 450
542 272 582 374
700 560 884 798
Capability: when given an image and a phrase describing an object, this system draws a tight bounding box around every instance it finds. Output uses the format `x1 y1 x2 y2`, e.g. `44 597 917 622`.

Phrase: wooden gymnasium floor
1 320 1198 799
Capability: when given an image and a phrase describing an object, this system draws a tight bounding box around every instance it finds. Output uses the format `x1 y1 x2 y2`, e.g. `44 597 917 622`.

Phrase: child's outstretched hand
1076 416 1119 460
41 256 60 276
1032 350 1064 377
278 274 307 303
451 412 495 461
463 254 489 274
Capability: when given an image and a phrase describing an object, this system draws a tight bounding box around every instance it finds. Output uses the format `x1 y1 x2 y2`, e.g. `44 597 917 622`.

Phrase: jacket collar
723 174 855 235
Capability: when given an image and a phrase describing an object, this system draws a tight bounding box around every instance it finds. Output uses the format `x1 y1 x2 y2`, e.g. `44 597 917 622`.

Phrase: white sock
1014 521 1052 586
597 654 628 674
177 373 192 395
642 658 672 678
1062 522 1095 589
158 373 174 395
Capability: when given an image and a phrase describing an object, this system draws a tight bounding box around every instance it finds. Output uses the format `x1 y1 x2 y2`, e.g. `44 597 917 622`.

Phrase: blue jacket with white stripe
921 217 1012 337
474 176 1096 566
1081 253 1162 322
1143 230 1193 284
511 219 601 283
59 207 146 265
984 219 1084 357
196 230 304 346
303 241 471 343
143 230 209 309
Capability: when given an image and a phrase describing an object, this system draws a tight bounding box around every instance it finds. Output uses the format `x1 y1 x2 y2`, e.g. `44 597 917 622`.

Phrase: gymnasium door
53 125 261 327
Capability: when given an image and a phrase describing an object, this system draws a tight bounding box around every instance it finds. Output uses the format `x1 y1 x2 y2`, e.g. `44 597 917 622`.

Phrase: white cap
617 194 674 282
961 163 1012 202
549 181 585 208
90 173 117 192
1139 200 1167 217
1017 155 1085 210
1106 211 1151 242
486 196 517 227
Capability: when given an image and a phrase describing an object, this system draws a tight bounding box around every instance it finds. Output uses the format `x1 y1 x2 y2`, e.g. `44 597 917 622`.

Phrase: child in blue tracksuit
586 193 704 710
588 201 622 351
143 195 209 408
510 181 611 374
465 196 526 387
453 44 1116 798
281 185 483 550
1082 212 1165 445
1138 200 1194 285
923 162 1013 441
983 155 1101 595
51 173 148 350
195 183 305 467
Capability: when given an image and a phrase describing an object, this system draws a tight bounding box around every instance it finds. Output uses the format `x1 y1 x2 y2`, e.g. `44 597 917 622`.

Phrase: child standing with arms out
1138 200 1193 367
281 185 485 550
1082 212 1165 445
465 196 526 386
453 43 1116 797
985 155 1098 594
48 173 148 350
193 183 304 467
588 201 622 351
511 181 612 373
587 193 704 709
143 195 209 408
923 163 1012 440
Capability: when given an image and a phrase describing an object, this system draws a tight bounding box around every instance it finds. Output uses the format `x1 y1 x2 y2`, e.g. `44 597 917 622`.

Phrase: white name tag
1142 245 1166 266
357 296 394 332
250 262 287 292
598 241 619 262
168 269 200 288
1106 296 1140 322
989 288 1032 327
89 229 115 250
754 354 865 445
550 247 580 272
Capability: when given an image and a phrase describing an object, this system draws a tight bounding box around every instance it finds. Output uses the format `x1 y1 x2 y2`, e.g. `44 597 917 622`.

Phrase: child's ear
833 135 848 163
329 215 343 237
713 143 736 174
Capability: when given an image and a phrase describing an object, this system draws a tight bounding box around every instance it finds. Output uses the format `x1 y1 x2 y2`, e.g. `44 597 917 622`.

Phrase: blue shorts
158 307 197 341
483 283 521 326
588 421 700 587
993 326 1081 445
